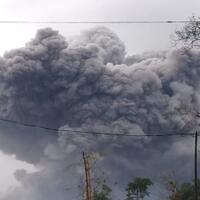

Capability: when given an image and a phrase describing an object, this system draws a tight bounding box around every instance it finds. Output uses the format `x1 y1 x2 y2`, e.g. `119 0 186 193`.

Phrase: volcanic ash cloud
0 26 200 200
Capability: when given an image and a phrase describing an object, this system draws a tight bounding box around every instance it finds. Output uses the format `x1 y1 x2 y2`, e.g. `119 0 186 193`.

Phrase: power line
0 20 195 24
0 118 194 137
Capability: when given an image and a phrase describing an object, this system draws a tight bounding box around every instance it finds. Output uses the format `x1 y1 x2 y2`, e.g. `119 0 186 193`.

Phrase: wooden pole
195 131 198 200
83 152 92 200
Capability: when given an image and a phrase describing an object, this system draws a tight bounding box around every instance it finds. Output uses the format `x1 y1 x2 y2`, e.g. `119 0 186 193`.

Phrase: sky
0 150 36 196
0 0 199 55
0 0 200 199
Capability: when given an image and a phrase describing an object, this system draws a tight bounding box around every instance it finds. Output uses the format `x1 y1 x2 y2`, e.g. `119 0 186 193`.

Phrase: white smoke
0 26 199 199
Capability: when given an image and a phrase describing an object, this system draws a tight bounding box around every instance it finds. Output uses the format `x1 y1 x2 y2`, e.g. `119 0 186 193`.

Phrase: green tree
93 183 112 200
179 179 200 200
125 177 153 200
162 175 200 200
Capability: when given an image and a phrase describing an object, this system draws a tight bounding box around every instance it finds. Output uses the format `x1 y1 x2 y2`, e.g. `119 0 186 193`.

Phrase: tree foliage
163 175 200 200
179 180 200 200
125 177 153 200
93 183 112 200
172 15 200 49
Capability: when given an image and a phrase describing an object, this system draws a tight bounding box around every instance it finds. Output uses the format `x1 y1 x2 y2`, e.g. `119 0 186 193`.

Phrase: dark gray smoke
0 26 199 200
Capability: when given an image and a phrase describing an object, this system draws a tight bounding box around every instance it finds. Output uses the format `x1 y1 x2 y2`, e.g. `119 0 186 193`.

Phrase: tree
172 15 200 49
125 177 153 200
162 174 200 200
93 183 112 200
179 179 200 200
162 174 181 200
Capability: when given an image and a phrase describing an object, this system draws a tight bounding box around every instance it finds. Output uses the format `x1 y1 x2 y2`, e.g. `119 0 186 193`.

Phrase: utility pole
195 131 198 200
83 152 93 200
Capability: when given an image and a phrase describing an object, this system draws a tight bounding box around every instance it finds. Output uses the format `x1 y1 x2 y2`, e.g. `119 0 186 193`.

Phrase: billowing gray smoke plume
0 26 200 200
